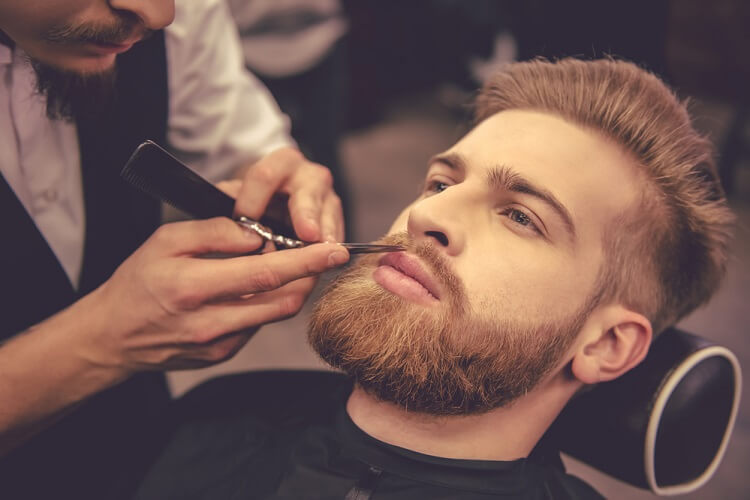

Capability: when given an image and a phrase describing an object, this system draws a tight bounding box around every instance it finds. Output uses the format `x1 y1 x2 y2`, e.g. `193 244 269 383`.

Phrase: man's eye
502 208 540 233
425 181 450 194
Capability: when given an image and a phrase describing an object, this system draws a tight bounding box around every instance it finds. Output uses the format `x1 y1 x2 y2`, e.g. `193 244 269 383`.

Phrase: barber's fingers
319 192 345 243
181 287 307 345
195 330 255 364
162 329 257 369
285 166 335 242
172 276 312 346
215 179 242 198
150 217 263 256
183 243 349 303
233 148 302 223
221 288 308 330
233 148 340 243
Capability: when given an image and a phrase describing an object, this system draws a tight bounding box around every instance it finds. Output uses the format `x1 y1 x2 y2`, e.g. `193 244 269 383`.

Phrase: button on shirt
0 0 293 288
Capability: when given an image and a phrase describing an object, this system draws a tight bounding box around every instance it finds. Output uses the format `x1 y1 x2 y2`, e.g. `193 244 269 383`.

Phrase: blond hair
475 58 734 334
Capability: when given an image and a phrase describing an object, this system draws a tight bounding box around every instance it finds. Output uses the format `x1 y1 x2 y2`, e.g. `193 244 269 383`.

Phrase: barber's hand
232 147 345 243
79 217 349 373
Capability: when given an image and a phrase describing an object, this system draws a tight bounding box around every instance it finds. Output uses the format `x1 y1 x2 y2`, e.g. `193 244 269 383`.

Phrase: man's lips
80 37 141 56
373 252 442 305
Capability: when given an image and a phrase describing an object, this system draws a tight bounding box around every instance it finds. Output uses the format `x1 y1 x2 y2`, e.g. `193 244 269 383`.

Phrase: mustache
370 232 467 310
44 12 150 46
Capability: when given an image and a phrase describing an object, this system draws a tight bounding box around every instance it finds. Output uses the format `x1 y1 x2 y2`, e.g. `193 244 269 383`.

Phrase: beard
28 10 148 122
31 58 117 122
309 232 593 416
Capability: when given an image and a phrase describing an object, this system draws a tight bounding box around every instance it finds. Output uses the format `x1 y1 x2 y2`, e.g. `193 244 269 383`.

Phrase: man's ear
571 305 652 385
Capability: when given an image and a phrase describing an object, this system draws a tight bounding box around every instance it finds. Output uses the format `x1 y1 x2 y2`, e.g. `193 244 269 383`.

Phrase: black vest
0 32 171 499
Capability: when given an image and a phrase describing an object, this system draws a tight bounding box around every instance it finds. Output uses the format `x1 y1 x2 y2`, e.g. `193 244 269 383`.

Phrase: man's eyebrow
430 152 576 240
429 152 466 173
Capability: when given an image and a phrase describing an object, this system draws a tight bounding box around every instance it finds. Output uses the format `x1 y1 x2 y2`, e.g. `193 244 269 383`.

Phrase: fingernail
306 215 319 230
328 250 349 266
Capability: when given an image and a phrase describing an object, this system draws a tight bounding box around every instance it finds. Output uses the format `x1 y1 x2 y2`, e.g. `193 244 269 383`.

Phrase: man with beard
0 0 349 498
135 57 734 499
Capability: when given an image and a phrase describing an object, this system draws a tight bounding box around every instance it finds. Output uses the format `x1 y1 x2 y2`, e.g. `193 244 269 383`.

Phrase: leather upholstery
552 327 741 495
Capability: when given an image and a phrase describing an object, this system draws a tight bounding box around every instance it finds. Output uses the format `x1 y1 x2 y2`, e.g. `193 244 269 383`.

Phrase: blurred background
171 1 750 498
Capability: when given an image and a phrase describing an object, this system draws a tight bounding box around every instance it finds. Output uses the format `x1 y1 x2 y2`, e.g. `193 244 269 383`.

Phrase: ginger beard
308 232 594 416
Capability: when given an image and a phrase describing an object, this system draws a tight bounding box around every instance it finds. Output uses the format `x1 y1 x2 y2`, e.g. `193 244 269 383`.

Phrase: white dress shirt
227 0 348 78
0 0 293 288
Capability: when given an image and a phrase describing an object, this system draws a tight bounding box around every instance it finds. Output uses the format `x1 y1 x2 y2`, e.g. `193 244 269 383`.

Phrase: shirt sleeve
163 0 295 183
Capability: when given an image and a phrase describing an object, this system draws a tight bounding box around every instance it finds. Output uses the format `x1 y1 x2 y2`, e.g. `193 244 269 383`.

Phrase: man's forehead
439 109 643 243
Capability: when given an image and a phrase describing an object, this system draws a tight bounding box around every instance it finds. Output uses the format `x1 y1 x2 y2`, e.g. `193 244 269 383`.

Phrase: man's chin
70 55 117 74
37 51 117 76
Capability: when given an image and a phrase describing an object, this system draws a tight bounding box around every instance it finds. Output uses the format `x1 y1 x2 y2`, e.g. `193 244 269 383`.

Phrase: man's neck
345 376 578 461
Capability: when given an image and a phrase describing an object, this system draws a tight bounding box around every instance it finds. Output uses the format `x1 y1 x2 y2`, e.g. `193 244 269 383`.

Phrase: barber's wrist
64 288 136 387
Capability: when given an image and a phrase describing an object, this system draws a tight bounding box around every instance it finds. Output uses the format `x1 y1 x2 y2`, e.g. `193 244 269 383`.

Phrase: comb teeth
120 162 183 212
120 140 295 237
120 140 236 220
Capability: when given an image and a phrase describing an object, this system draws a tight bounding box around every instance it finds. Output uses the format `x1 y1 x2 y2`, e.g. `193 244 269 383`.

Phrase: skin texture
312 110 653 460
0 0 347 454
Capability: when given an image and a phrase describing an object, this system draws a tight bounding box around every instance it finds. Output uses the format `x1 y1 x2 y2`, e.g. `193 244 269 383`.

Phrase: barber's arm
0 219 349 456
0 0 348 455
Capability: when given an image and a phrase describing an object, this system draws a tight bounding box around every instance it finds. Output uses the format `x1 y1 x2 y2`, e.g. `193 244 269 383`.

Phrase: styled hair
475 58 734 334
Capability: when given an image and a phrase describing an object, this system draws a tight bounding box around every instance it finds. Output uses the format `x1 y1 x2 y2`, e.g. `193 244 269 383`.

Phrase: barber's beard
31 58 117 122
309 232 590 416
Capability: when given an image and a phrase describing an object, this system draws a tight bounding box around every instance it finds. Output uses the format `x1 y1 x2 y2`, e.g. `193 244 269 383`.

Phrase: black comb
120 140 297 239
120 141 406 254
121 140 236 220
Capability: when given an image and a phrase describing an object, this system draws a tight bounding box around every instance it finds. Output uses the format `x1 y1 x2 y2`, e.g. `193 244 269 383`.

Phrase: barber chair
551 327 741 495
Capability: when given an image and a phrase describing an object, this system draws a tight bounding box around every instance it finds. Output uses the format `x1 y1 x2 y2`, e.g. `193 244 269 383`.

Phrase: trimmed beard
308 232 592 416
31 58 117 122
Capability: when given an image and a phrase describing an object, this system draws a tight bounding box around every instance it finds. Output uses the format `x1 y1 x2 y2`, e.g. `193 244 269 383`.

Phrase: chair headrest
552 327 741 495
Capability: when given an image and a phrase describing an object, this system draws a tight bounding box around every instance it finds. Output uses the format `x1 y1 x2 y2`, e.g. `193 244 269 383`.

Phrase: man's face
309 110 642 415
0 0 174 73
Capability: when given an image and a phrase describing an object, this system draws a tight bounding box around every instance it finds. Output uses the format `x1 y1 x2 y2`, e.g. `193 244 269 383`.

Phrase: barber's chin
372 265 440 306
36 47 118 75
67 54 117 74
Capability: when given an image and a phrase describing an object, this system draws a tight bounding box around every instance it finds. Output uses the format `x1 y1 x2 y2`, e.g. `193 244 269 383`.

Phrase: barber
0 0 349 498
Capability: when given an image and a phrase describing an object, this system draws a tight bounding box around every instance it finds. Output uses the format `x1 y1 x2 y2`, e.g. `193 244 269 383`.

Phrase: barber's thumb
246 243 349 289
326 246 350 267
283 242 350 272
160 217 264 255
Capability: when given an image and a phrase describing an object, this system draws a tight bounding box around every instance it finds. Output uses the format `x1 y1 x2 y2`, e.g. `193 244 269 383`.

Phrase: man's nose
406 190 467 256
109 0 175 30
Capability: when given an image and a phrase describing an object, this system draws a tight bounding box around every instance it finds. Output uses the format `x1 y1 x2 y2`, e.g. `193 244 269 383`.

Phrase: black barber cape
0 33 170 499
134 371 603 500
